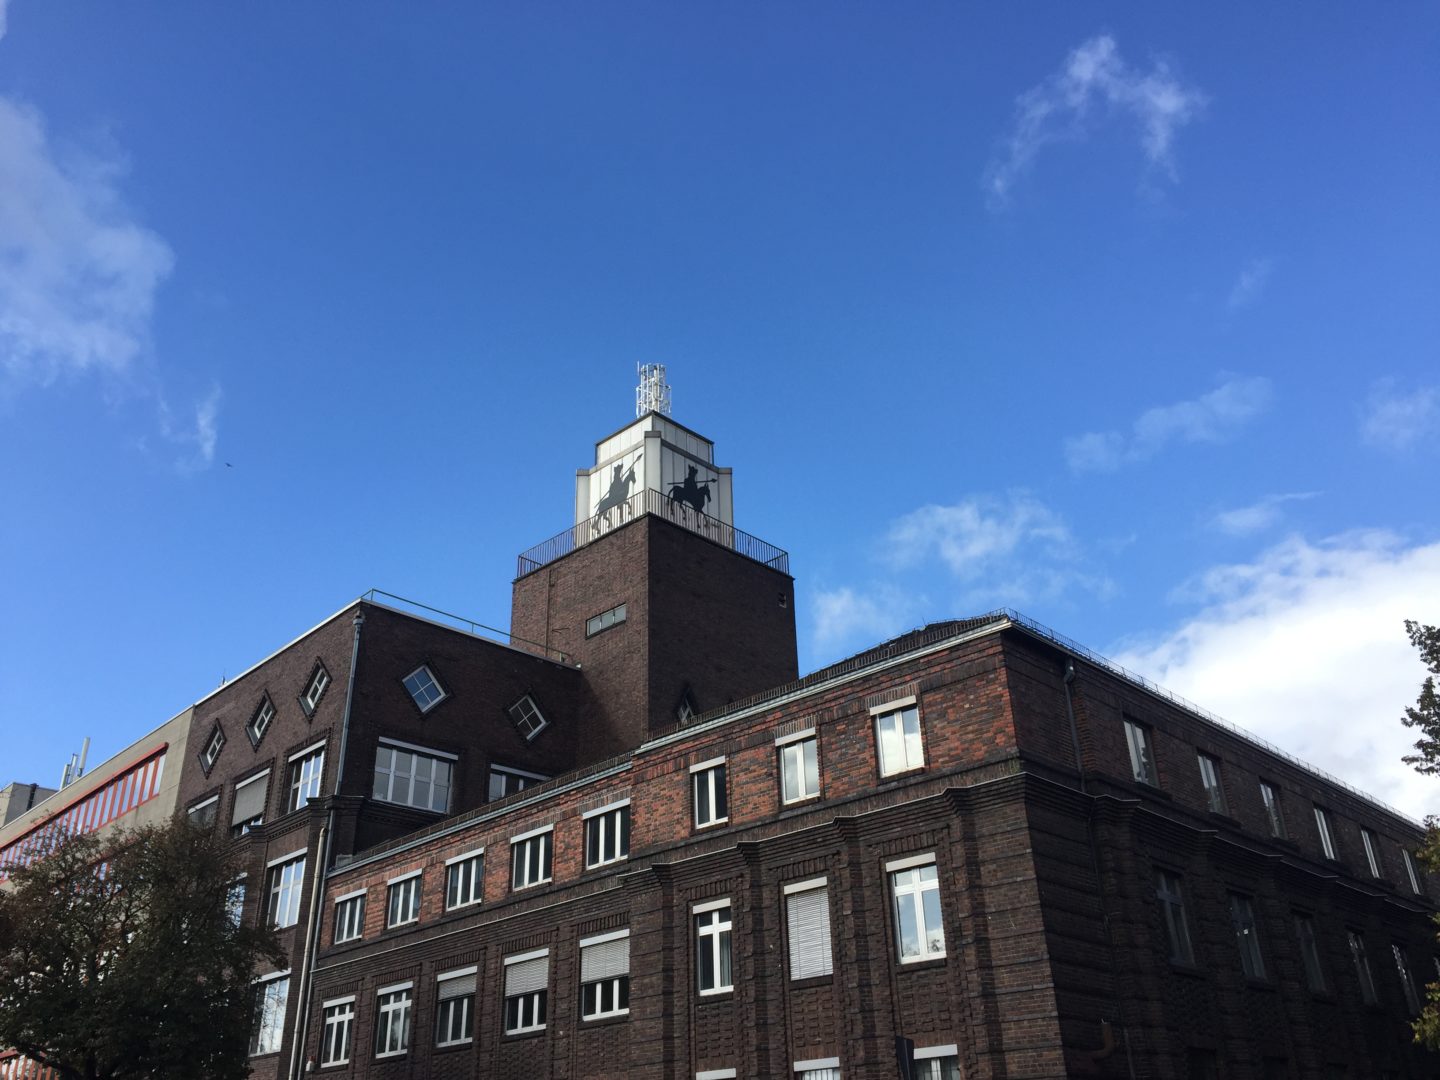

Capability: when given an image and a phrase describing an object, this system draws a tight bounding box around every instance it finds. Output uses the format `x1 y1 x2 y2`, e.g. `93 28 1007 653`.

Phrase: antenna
636 364 672 418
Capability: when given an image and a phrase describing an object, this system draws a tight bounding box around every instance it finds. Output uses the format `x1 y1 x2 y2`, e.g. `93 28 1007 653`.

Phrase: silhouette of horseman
668 464 714 516
593 453 641 521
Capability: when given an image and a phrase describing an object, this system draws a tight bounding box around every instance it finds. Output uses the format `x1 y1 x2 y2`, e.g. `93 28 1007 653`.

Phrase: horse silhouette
668 465 713 516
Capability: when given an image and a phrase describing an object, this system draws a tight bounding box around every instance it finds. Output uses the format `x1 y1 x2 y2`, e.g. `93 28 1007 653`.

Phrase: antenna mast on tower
636 364 672 418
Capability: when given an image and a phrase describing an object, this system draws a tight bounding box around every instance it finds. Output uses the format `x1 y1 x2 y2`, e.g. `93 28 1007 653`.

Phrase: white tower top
636 363 672 418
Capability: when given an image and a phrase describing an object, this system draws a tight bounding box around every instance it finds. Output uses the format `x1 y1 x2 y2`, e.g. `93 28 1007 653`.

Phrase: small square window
402 665 446 713
778 733 819 804
507 695 548 740
511 829 553 890
200 726 225 773
301 664 331 715
247 696 276 748
692 761 728 829
386 875 421 927
1124 719 1157 785
584 803 630 869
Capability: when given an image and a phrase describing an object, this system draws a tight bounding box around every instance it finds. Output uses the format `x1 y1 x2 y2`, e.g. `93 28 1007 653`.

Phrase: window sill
375 1050 408 1060
788 973 834 990
503 1027 547 1040
697 988 735 1004
581 1011 631 1027
878 765 926 783
511 879 553 893
896 956 947 972
584 856 629 873
694 819 729 833
435 1039 474 1053
781 795 821 809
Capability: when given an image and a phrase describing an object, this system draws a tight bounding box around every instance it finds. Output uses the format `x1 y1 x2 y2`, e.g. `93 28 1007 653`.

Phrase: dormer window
200 725 225 774
247 696 276 748
402 665 446 713
301 663 331 715
507 695 548 740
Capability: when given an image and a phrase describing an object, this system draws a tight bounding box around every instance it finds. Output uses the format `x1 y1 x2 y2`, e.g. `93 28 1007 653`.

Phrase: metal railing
360 589 570 665
516 488 790 578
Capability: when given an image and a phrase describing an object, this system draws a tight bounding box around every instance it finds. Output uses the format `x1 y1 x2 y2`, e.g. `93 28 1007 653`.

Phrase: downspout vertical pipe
288 606 365 1080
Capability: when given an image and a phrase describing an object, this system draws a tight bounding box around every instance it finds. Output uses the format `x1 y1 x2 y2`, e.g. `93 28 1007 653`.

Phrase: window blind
505 954 548 996
787 886 834 980
437 971 475 1000
581 935 630 982
231 774 269 825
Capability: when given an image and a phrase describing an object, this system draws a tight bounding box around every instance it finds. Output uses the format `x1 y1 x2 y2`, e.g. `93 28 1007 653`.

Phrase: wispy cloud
984 34 1207 207
1211 492 1318 537
1112 532 1440 820
1360 378 1439 453
1064 375 1272 473
1226 257 1275 311
810 584 923 654
160 384 222 475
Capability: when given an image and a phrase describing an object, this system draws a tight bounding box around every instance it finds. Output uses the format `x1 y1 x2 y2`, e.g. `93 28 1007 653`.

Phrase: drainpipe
288 607 365 1080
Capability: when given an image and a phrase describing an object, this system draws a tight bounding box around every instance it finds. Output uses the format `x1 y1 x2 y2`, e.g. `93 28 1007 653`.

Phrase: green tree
0 818 282 1080
1401 620 1440 1048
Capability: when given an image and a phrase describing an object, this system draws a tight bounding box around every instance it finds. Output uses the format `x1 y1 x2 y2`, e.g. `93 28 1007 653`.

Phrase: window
266 852 306 928
873 700 924 776
1394 944 1421 1014
286 745 324 813
1156 869 1195 965
301 663 330 714
227 878 246 926
402 665 446 712
1314 807 1337 860
694 899 734 994
584 801 631 868
1360 828 1382 878
333 891 365 943
1348 930 1377 1004
435 967 476 1046
1259 781 1286 838
249 972 289 1056
507 695 549 740
1197 753 1227 814
445 849 484 909
580 930 630 1020
676 688 697 723
1124 719 1157 785
374 983 412 1057
372 740 454 812
247 695 276 748
1295 913 1327 992
231 771 270 837
510 826 553 890
785 879 834 980
1229 893 1266 979
778 730 820 804
386 873 420 927
914 1046 961 1080
586 602 627 637
320 997 354 1066
795 1059 841 1080
503 949 549 1034
692 758 728 828
188 795 219 829
888 854 945 962
201 725 225 773
1404 848 1424 894
489 764 548 801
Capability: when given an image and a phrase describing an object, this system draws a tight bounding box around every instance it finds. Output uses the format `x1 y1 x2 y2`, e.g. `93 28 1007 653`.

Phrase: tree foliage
0 818 282 1080
1401 620 1440 1048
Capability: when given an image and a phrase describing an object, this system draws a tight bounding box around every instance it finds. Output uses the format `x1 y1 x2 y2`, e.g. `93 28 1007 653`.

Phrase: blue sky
2 3 1437 817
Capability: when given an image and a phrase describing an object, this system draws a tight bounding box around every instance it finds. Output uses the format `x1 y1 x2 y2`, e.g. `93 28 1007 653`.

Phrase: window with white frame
584 801 630 869
402 665 446 712
372 740 454 813
503 949 549 1034
286 744 324 814
266 852 306 928
1314 806 1338 860
1360 828 1382 878
374 983 412 1057
888 854 945 963
247 695 276 748
1155 868 1195 966
694 898 734 995
320 996 354 1066
201 725 225 772
333 891 365 943
445 849 484 909
1404 847 1424 894
580 929 630 1020
489 764 548 801
692 758 728 828
1229 892 1266 980
1197 752 1228 814
386 872 421 927
188 794 219 829
1124 719 1157 785
511 826 553 890
1259 781 1286 838
794 1058 840 1080
231 770 270 837
1394 944 1421 1014
507 695 548 740
249 972 289 1056
586 602 626 637
914 1046 961 1080
435 967 476 1046
778 729 819 804
873 700 924 777
302 663 331 714
785 879 834 980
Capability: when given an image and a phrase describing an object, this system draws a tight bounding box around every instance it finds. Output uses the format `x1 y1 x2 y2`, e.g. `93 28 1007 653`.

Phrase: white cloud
1065 375 1272 473
1211 492 1318 537
810 584 922 654
160 384 222 474
1226 257 1275 311
984 34 1207 207
1360 378 1439 453
1111 532 1440 821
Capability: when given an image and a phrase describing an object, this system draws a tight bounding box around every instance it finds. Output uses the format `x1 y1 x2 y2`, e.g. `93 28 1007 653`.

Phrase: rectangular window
333 891 365 943
873 700 924 776
695 899 734 995
1404 848 1424 894
778 730 820 804
785 879 834 980
795 1060 841 1080
1197 753 1228 814
249 973 289 1056
266 853 306 928
302 664 331 713
580 929 630 1020
584 801 631 869
374 984 412 1057
231 770 271 837
1124 719 1157 785
1348 930 1377 1004
692 759 728 828
402 665 446 712
372 740 454 813
386 873 420 927
1295 913 1327 993
489 764 549 802
286 745 324 814
1314 807 1337 860
510 826 553 890
1260 781 1286 838
915 1046 961 1080
888 854 945 963
1360 828 1382 878
503 949 549 1034
507 695 549 740
445 849 484 910
1229 893 1266 980
188 795 219 829
435 967 476 1046
320 997 354 1066
247 696 276 747
586 602 627 637
1394 944 1421 1014
1156 869 1195 966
